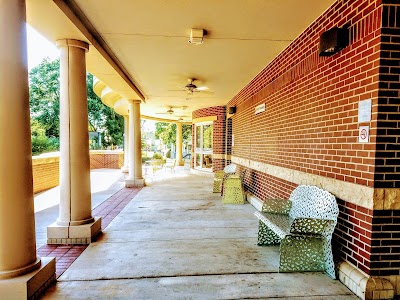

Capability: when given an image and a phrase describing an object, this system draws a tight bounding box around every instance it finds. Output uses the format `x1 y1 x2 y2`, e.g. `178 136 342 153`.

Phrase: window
194 122 213 171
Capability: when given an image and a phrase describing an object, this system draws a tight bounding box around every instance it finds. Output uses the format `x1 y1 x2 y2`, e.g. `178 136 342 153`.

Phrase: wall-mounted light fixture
319 27 348 56
228 106 236 114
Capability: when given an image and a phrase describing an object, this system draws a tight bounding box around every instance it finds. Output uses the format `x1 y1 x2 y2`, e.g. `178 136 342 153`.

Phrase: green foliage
29 58 124 155
86 73 124 147
29 58 60 138
152 152 163 159
155 122 192 145
31 120 59 155
31 136 59 155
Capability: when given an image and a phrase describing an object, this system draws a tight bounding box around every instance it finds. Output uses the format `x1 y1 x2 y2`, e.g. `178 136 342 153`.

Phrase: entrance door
194 122 213 171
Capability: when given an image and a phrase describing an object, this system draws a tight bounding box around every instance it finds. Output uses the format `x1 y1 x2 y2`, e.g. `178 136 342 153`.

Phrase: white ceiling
27 0 336 122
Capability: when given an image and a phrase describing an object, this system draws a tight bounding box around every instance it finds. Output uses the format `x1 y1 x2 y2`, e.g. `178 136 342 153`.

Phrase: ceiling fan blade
195 86 208 91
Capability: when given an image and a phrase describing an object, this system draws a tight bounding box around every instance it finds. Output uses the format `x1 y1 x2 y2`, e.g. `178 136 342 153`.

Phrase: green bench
213 164 237 193
254 185 338 279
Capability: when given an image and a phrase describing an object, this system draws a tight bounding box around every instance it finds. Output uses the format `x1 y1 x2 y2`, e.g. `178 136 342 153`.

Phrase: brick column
47 39 101 244
0 1 55 298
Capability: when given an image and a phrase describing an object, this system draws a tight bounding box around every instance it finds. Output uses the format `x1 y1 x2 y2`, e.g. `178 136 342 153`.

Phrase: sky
27 25 59 70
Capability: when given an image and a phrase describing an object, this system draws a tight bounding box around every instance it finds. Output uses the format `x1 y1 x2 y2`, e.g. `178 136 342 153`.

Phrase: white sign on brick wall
358 126 369 143
255 103 266 114
358 99 372 123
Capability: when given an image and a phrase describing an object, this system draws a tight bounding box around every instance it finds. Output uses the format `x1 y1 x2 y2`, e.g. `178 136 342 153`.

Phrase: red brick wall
375 2 400 189
229 0 381 187
32 158 60 193
90 151 124 169
334 200 374 275
223 0 400 276
192 106 226 171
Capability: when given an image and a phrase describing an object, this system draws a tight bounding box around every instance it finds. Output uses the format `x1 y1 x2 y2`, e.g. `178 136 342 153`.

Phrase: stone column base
0 257 56 299
47 217 101 244
125 178 145 187
337 261 395 300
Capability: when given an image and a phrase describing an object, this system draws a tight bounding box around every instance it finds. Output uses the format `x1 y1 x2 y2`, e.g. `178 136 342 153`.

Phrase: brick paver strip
37 187 141 278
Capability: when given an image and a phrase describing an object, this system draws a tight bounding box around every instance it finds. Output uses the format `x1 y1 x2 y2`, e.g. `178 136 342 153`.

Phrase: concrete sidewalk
41 168 357 299
34 169 124 248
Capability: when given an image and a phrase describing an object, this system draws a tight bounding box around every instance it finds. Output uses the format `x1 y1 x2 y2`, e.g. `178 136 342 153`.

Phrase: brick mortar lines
37 187 141 278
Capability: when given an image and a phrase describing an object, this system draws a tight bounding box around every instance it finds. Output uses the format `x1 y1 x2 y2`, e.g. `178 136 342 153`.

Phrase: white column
0 1 55 297
47 39 101 244
176 122 184 166
125 100 144 187
121 115 129 173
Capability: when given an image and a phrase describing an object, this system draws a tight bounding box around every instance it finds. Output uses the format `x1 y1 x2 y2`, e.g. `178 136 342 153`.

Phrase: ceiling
26 0 336 123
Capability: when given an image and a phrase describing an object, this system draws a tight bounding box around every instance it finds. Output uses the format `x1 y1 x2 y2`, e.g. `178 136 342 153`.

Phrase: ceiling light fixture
188 29 204 45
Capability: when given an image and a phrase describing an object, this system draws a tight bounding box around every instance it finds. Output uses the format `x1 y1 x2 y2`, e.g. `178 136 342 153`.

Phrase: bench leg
323 238 336 279
213 179 222 193
257 221 280 246
279 235 325 273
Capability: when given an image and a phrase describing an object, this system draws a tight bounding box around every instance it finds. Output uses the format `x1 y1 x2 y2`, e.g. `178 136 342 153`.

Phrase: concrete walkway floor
34 169 125 248
41 168 358 299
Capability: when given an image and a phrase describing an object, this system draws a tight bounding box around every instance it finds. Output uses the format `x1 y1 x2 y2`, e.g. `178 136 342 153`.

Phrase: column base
125 178 145 187
47 217 102 244
337 261 395 299
0 257 56 300
121 166 129 173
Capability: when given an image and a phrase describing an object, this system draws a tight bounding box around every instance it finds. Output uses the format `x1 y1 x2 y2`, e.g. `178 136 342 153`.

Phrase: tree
86 73 124 148
30 119 59 155
29 58 60 138
29 58 124 154
155 122 192 145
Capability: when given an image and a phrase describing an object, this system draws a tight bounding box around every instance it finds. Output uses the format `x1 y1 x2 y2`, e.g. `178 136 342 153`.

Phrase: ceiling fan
170 78 210 95
176 114 191 122
184 78 209 94
155 107 175 115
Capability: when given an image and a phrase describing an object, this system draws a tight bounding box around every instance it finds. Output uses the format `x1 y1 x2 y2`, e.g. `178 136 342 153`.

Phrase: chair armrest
262 199 291 215
289 218 335 236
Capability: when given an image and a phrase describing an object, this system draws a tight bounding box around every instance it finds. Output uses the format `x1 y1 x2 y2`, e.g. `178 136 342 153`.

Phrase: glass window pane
195 154 201 167
203 124 213 150
196 126 201 149
202 154 212 169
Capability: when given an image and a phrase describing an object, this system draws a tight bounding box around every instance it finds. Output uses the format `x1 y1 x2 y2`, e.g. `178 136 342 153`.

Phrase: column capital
56 39 89 52
127 99 142 104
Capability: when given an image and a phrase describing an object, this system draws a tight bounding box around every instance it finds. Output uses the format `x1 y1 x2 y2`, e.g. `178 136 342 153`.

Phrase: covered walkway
40 169 356 299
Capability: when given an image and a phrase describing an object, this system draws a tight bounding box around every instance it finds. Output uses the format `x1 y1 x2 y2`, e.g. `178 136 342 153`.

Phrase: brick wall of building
192 106 226 171
221 0 400 277
32 156 60 194
376 2 400 189
229 0 381 187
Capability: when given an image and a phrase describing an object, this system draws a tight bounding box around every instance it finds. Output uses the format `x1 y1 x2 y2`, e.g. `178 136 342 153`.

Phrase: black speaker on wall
229 106 236 114
319 27 348 56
